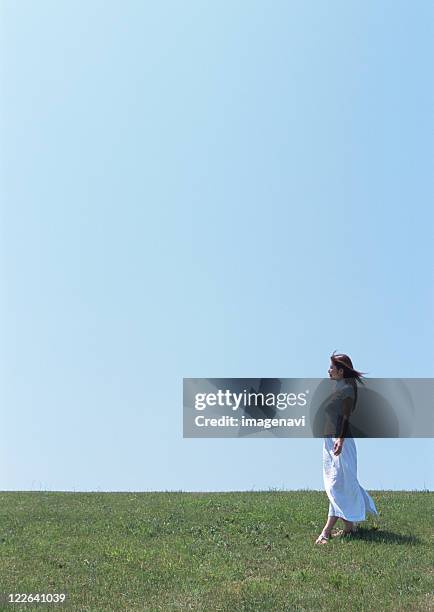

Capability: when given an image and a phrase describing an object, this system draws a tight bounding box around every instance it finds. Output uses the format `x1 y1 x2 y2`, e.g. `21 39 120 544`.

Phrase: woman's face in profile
328 362 343 380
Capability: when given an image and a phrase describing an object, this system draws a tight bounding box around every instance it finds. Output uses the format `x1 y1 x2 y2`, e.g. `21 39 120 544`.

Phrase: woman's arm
333 397 353 456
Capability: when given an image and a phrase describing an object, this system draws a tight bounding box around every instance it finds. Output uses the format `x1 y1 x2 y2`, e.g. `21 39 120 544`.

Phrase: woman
315 352 378 544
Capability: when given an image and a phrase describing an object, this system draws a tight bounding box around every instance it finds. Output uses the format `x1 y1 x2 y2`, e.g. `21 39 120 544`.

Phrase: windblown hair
330 351 366 409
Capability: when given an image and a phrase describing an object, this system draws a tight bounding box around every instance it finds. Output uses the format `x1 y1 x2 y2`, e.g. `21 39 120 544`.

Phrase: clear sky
1 1 432 492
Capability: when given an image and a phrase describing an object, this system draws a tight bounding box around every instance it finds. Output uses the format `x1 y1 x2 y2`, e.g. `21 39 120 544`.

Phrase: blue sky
1 0 432 492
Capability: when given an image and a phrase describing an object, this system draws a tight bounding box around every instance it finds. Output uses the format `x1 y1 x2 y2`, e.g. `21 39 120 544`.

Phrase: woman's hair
330 351 366 408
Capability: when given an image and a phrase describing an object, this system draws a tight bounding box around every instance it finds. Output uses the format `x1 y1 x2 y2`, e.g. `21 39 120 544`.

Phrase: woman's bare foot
331 519 355 537
333 525 358 537
315 530 330 544
330 519 358 537
342 519 354 532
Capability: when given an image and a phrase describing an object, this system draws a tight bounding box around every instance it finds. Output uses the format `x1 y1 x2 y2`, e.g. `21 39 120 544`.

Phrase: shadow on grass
345 526 421 545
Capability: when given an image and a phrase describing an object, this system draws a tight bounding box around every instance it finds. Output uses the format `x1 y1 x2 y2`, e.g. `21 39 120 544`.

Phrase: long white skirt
323 437 378 522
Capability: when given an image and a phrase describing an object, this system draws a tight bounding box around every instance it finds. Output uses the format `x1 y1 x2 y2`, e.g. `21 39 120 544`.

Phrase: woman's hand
333 438 344 456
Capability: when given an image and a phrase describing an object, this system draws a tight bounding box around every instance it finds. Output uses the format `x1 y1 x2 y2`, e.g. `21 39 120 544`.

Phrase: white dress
323 379 378 522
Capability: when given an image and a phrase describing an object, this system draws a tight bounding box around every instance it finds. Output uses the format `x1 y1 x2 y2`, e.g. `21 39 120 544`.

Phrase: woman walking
315 352 378 544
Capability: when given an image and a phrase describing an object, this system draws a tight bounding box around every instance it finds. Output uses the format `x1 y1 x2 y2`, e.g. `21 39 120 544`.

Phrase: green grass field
0 491 432 611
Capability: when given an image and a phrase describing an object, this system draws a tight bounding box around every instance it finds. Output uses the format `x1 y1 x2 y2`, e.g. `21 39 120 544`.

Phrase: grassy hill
0 491 432 611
